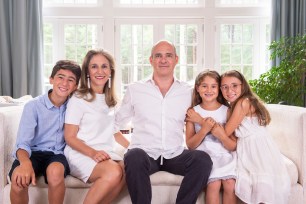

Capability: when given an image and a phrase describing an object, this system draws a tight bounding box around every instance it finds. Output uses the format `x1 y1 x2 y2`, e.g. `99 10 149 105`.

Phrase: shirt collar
43 89 68 109
145 75 182 85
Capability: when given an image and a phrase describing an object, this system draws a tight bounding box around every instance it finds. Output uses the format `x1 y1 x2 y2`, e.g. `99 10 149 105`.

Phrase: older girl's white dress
235 117 290 204
194 105 237 183
64 94 122 183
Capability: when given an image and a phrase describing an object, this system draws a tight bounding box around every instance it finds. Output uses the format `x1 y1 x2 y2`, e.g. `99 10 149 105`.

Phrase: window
215 19 270 79
117 0 202 6
117 23 154 93
63 23 99 63
43 0 271 97
44 0 99 6
115 19 203 95
42 18 103 91
215 0 269 7
217 22 256 79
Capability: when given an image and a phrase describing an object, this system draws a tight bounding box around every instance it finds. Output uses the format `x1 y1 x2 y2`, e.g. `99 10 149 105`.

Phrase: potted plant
249 34 306 107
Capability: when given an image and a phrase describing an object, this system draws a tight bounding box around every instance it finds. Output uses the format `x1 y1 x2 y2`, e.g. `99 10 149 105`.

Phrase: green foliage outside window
249 34 306 107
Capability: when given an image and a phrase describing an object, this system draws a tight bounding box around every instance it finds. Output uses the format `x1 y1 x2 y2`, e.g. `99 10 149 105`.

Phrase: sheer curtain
271 0 306 66
0 0 43 98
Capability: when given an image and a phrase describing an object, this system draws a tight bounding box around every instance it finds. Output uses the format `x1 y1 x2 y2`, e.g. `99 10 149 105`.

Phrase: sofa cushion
7 154 298 189
150 171 183 186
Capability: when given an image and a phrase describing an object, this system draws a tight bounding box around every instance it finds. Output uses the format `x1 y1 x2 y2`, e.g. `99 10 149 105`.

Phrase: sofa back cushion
266 104 306 184
0 106 24 190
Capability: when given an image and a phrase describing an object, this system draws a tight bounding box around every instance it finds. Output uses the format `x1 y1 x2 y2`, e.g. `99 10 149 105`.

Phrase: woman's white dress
194 104 237 183
235 117 291 204
64 94 122 183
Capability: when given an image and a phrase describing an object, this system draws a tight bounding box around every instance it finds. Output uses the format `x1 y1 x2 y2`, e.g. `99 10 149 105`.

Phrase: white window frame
215 18 258 78
113 0 205 7
114 18 204 96
42 18 103 91
43 0 271 95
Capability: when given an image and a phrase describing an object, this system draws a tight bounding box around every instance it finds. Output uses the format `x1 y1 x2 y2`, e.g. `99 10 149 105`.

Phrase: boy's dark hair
50 60 82 85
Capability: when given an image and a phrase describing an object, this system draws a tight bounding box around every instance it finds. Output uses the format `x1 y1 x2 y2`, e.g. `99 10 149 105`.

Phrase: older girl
211 70 290 204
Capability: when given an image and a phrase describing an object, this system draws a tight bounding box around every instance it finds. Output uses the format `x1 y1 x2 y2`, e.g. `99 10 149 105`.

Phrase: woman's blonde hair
76 49 117 107
221 70 271 126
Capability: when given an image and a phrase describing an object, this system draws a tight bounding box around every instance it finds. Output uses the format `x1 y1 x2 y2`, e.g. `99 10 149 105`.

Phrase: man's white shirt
114 77 192 160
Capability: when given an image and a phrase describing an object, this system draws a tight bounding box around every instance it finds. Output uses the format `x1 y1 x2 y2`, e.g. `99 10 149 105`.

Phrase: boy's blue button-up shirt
13 91 68 159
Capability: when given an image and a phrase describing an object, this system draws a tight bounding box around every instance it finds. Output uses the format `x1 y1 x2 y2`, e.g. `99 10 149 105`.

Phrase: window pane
44 0 97 5
119 24 153 94
265 24 271 70
221 65 230 73
76 45 87 64
231 45 241 64
220 23 254 79
165 23 198 83
242 45 253 64
43 23 54 82
187 25 197 44
219 0 258 3
232 25 242 43
243 65 253 79
243 24 253 43
65 44 76 60
87 25 97 44
64 24 98 63
122 65 131 84
120 0 198 4
76 25 87 44
216 0 258 6
137 65 153 80
221 44 230 64
65 25 76 43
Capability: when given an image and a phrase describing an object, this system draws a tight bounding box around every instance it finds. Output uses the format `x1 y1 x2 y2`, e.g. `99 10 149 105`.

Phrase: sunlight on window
218 0 257 3
265 24 271 70
215 0 269 7
120 24 153 93
165 24 198 83
120 0 198 5
64 24 98 64
42 1 271 93
43 24 53 79
44 0 97 5
220 24 254 79
43 23 54 91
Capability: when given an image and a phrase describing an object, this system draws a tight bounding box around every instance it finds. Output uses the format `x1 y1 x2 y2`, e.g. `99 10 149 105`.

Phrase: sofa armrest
0 106 25 202
266 104 306 189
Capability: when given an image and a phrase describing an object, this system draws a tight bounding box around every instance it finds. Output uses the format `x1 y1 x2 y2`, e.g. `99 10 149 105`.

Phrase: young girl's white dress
64 94 122 183
235 117 291 204
194 104 237 183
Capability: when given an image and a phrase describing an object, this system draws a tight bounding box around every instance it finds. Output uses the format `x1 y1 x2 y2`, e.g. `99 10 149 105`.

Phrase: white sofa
1 104 305 204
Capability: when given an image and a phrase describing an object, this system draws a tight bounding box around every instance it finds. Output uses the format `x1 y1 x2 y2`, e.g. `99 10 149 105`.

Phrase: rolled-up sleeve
13 102 37 159
114 86 134 133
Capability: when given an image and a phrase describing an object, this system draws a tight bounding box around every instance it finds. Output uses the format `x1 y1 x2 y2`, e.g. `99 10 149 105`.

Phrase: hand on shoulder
237 97 254 116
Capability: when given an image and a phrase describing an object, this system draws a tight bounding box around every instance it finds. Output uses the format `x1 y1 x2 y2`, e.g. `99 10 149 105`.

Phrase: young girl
211 70 290 204
185 70 237 204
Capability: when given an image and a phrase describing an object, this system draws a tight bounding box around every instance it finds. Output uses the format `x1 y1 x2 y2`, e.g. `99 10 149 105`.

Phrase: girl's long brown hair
75 49 117 108
221 70 271 126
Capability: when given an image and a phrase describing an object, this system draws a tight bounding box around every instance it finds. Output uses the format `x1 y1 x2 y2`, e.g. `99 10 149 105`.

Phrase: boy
8 60 81 204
